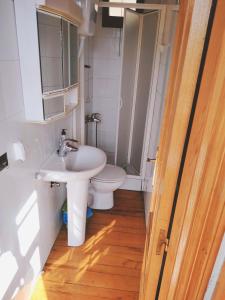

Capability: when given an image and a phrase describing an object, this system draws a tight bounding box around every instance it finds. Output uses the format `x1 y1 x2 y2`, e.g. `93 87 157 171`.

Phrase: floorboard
31 190 146 300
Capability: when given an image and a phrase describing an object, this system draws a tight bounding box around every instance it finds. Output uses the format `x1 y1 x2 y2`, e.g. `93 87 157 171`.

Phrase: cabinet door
69 23 78 85
37 11 63 93
43 95 65 120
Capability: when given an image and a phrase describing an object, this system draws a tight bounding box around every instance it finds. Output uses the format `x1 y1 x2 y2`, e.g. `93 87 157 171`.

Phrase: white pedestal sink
36 146 106 246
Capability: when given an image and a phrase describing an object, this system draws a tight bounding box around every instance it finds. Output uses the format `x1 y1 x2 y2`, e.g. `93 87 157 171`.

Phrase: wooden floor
32 190 146 300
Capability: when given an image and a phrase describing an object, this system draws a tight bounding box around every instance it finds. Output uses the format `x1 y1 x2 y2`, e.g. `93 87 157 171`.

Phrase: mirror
37 12 63 93
70 23 78 85
37 11 79 94
62 20 69 88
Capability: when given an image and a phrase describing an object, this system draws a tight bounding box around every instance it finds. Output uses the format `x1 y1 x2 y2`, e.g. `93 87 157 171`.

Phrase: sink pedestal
37 145 106 246
67 180 89 246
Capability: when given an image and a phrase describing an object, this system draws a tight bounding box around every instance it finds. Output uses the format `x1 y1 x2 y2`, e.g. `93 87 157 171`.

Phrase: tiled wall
0 1 74 299
84 10 122 163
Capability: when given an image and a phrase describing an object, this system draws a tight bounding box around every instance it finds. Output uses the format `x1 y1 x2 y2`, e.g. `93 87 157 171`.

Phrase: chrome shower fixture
85 113 101 123
91 113 101 123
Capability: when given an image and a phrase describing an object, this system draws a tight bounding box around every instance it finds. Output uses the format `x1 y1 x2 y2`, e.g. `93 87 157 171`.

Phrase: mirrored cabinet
14 1 80 123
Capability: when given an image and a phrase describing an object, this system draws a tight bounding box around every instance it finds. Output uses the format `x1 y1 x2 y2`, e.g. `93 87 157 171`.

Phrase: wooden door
139 0 213 299
159 0 225 298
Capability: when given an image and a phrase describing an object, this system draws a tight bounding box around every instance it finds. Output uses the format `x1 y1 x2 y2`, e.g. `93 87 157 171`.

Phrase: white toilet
89 164 126 210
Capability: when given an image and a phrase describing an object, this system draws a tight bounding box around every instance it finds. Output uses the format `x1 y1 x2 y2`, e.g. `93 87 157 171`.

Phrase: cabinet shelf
28 103 79 124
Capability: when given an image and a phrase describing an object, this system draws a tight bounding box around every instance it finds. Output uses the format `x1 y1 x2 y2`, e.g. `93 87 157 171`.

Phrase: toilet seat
92 164 126 183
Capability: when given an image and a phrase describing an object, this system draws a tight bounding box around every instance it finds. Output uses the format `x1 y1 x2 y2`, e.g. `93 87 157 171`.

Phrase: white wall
204 234 225 300
144 9 178 224
85 10 122 163
0 1 74 299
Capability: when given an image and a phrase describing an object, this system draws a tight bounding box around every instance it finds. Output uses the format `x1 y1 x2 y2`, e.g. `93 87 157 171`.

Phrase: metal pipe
96 122 98 148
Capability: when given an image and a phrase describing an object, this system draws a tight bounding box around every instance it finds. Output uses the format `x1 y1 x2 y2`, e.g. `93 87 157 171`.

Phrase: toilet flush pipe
96 122 98 148
78 35 86 145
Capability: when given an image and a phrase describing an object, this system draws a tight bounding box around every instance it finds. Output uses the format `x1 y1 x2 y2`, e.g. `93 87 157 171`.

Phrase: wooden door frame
139 0 213 299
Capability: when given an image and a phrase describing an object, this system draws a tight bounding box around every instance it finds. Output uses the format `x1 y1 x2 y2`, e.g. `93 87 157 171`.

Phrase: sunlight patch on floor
31 277 48 300
83 220 116 253
74 247 110 282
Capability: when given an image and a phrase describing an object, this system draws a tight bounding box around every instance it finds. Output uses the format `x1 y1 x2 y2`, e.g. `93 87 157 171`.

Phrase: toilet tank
79 0 98 36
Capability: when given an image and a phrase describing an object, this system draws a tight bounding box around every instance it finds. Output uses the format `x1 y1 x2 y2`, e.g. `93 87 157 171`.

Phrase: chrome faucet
58 138 79 157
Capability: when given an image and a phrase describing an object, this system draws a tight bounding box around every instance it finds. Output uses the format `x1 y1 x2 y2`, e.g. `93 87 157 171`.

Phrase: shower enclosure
83 2 177 191
116 7 165 180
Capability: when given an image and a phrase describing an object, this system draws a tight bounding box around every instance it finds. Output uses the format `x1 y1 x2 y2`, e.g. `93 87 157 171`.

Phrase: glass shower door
130 11 160 174
116 9 160 176
116 9 140 170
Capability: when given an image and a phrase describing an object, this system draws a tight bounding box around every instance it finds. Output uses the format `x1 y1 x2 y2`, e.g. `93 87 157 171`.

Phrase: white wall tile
89 76 93 100
84 79 89 102
93 78 120 98
84 67 89 82
85 124 96 147
93 37 120 59
0 0 19 60
85 102 93 114
84 9 121 162
0 61 24 119
93 58 121 79
92 98 118 131
0 87 6 122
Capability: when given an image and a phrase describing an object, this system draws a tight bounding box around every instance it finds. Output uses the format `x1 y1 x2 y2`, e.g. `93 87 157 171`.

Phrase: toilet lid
93 164 126 182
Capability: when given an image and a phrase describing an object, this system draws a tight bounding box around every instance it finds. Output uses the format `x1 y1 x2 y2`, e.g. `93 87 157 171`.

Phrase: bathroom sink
38 145 106 182
36 145 106 247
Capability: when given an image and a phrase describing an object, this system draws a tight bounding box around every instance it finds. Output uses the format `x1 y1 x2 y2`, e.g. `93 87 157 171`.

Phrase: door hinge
156 229 169 255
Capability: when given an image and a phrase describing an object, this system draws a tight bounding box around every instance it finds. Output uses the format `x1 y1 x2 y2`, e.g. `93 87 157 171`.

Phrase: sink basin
38 145 106 182
37 145 106 247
